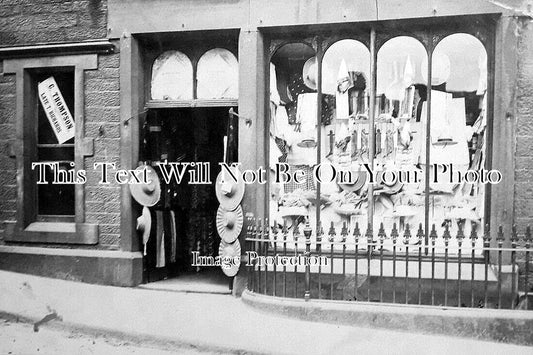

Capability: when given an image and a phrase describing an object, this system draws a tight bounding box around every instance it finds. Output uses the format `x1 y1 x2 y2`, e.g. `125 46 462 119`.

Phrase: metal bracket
229 108 252 127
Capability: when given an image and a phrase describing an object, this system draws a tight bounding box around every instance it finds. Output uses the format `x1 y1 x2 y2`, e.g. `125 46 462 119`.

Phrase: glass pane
427 33 487 252
197 48 238 99
320 39 370 249
151 50 194 100
376 36 427 243
37 160 75 216
269 42 317 249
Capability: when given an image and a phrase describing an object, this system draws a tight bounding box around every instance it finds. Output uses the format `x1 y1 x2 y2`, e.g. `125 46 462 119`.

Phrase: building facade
0 0 532 307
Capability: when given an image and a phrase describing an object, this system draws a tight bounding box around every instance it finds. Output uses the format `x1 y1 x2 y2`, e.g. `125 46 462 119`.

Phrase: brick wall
514 18 533 227
84 45 121 249
0 0 107 46
0 61 17 243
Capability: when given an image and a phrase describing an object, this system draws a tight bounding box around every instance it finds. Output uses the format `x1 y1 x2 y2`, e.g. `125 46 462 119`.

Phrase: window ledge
5 222 99 245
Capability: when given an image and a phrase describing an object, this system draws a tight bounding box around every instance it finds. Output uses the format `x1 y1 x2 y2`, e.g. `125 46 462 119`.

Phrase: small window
151 50 194 100
34 70 75 217
197 48 238 99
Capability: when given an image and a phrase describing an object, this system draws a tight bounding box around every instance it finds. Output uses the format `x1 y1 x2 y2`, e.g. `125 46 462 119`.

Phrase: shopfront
1 0 532 302
108 0 525 297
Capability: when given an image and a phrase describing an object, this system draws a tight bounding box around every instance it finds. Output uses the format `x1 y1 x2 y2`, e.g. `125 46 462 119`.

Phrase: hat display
302 56 317 90
129 164 161 207
376 168 404 195
219 239 241 277
338 170 368 193
215 167 245 211
216 205 243 243
136 206 152 255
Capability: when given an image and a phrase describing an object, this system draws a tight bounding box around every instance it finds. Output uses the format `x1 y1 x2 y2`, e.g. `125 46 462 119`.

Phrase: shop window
151 50 194 100
374 36 427 243
197 48 238 99
269 42 319 246
425 34 488 247
267 31 489 254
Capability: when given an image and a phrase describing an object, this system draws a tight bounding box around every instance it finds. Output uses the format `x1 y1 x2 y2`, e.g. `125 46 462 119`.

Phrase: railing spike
456 221 464 241
328 221 336 242
341 222 348 242
430 223 438 240
470 222 478 241
443 222 451 241
483 224 491 242
353 222 361 242
403 223 411 244
391 222 399 240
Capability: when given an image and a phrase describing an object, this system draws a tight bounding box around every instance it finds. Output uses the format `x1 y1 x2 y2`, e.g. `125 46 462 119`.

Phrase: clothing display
269 40 487 250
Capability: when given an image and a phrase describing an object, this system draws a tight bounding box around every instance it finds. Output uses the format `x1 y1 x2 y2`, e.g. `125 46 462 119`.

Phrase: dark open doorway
139 106 237 293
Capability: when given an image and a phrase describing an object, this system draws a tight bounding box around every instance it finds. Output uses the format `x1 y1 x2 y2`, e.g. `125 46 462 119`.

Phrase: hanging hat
219 239 241 277
215 167 245 211
302 56 317 90
136 206 152 255
216 205 243 243
129 164 161 207
338 170 368 193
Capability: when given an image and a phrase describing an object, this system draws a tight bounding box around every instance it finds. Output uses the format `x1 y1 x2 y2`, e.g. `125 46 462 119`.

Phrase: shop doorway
139 106 238 293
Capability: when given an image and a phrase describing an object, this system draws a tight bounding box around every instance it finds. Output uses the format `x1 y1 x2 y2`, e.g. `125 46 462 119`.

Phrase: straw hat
376 167 403 195
136 206 152 255
303 56 317 90
216 205 243 243
338 170 368 193
215 167 245 211
129 164 161 207
219 240 241 277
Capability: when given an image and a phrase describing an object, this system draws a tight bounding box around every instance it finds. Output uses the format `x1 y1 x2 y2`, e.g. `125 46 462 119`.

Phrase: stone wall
514 18 533 227
0 0 107 46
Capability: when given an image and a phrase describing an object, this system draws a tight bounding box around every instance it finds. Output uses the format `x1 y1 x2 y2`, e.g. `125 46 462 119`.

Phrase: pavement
0 270 532 355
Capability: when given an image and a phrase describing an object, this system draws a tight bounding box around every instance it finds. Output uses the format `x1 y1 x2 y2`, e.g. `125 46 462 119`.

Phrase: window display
267 32 489 255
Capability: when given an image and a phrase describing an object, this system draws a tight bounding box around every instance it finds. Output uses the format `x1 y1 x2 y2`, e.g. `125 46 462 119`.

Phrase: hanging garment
170 210 177 264
155 210 166 268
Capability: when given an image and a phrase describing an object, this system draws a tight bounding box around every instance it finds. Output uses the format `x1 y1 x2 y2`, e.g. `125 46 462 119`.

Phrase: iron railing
244 218 532 310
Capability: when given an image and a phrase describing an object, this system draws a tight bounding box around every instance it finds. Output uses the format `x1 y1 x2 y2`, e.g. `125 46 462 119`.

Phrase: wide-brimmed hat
136 206 152 255
338 170 368 193
219 240 241 277
216 205 243 243
303 56 317 90
129 164 161 207
215 167 245 211
376 167 404 195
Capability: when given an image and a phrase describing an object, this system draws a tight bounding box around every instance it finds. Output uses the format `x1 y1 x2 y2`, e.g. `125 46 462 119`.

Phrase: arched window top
151 50 193 100
430 33 487 92
322 39 370 96
197 48 238 99
377 36 427 98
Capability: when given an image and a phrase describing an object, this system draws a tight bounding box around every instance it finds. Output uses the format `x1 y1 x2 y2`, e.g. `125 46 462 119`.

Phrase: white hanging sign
38 77 75 144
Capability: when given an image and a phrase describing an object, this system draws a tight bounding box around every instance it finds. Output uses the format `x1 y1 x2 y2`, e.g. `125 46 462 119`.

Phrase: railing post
497 225 504 309
470 223 478 308
304 220 312 301
510 225 518 309
483 224 491 308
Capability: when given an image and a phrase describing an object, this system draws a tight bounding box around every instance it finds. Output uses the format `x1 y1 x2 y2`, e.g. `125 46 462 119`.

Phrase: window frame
3 54 99 244
266 16 496 247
